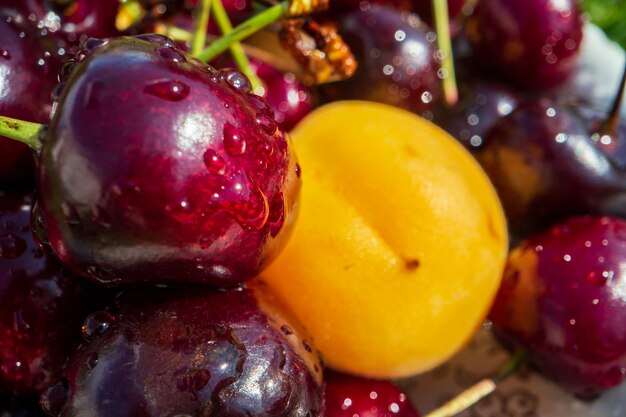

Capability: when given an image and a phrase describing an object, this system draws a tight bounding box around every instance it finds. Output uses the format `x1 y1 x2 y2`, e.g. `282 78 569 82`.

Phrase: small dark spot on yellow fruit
405 258 420 271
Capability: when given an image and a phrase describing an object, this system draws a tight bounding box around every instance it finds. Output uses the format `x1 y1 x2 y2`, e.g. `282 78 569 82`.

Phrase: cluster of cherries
0 0 625 416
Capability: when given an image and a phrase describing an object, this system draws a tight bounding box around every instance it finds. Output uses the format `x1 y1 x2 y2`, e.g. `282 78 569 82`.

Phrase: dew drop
280 324 294 336
248 94 274 117
0 233 26 259
222 69 251 92
223 123 246 156
136 33 175 47
51 82 66 101
295 164 301 178
86 352 98 370
82 311 116 342
144 80 190 102
203 149 227 175
81 38 106 52
603 366 626 388
0 49 10 60
41 377 70 416
86 266 121 285
256 114 277 135
157 46 186 63
302 341 313 353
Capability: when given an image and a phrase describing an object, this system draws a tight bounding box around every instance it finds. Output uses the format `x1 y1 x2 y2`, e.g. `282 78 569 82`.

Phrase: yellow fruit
260 101 508 378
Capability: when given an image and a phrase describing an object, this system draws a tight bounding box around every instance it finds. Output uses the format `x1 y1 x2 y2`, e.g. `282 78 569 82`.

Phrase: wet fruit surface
321 5 440 116
42 284 324 417
0 10 61 189
491 216 626 399
474 99 626 240
262 101 508 378
465 0 583 90
325 371 420 417
38 35 300 287
0 192 108 396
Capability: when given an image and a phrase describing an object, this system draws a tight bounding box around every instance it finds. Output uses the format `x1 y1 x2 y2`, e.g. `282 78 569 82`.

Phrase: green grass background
583 0 626 48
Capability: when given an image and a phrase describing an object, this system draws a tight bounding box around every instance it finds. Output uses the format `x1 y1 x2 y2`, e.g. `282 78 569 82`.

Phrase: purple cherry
491 216 626 399
0 191 110 396
38 35 301 287
41 283 324 417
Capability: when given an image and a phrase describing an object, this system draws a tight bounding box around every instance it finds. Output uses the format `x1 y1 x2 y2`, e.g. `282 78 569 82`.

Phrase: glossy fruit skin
4 0 120 43
320 5 440 116
38 35 300 287
0 192 108 396
41 284 324 417
465 0 583 90
325 371 419 417
491 217 626 399
474 99 626 240
328 0 413 13
0 10 60 189
432 80 519 150
262 101 508 377
214 58 314 131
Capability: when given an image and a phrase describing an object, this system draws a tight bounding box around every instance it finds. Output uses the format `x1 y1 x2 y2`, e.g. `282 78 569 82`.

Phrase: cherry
37 35 300 287
41 283 324 417
474 98 626 240
320 4 440 116
214 57 315 131
0 191 110 396
412 0 465 30
328 0 413 14
490 216 626 399
431 79 519 150
325 371 420 417
4 0 120 43
465 0 583 90
0 9 61 189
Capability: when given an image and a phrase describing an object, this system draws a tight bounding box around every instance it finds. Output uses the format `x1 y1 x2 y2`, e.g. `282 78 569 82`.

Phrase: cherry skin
325 371 420 417
38 35 300 288
320 4 440 116
431 79 519 150
40 284 324 417
0 10 62 189
474 99 626 240
327 0 413 14
490 216 626 399
214 57 315 131
465 0 583 90
0 192 110 396
412 0 465 29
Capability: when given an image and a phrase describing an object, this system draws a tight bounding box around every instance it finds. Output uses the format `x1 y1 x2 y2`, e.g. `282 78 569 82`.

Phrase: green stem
432 0 458 106
191 0 213 57
196 2 288 63
211 0 264 92
601 60 626 137
0 116 44 153
423 350 528 417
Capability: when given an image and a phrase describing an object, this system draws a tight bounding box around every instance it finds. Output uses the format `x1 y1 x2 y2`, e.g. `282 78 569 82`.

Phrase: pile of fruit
0 0 625 416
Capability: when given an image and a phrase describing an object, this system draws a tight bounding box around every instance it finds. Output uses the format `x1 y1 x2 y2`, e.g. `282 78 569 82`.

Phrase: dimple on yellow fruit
260 101 508 378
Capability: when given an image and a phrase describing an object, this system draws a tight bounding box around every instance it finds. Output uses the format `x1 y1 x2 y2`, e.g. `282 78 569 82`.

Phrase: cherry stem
601 60 626 137
196 1 288 63
211 0 265 92
191 0 213 57
432 0 459 106
0 116 43 153
423 349 528 417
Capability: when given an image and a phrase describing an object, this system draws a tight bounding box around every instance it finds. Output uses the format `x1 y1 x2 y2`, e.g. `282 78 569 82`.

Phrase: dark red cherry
474 99 626 240
41 283 324 417
214 57 315 131
4 0 120 43
431 79 519 150
328 0 413 13
325 371 419 417
465 0 583 90
412 0 465 29
0 10 61 189
320 4 440 116
38 35 301 288
0 192 110 396
490 216 626 399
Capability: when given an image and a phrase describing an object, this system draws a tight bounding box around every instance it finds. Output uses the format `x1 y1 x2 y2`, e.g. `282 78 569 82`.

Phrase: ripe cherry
325 371 420 417
320 4 440 116
0 9 61 189
214 57 315 131
491 216 626 399
465 0 583 90
41 283 324 416
0 192 110 396
38 35 300 287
